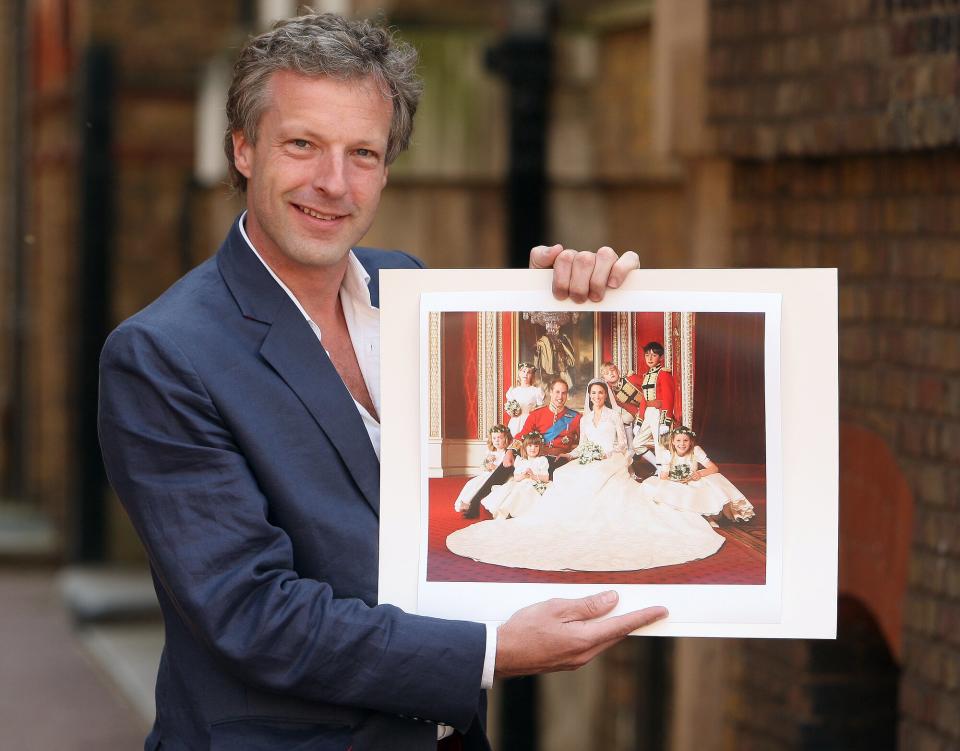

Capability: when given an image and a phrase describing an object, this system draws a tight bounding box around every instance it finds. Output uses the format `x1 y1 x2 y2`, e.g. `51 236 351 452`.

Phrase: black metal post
71 44 114 562
487 1 554 270
634 638 672 751
5 0 28 501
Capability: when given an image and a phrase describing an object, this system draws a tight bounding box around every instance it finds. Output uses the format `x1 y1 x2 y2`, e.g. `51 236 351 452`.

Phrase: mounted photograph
378 268 838 638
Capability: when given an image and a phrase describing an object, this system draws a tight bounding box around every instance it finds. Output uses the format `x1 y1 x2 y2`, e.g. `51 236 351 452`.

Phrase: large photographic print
429 310 767 588
378 269 838 638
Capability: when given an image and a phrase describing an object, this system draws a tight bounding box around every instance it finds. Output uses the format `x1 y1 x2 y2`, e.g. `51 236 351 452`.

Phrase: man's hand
494 591 667 679
530 244 640 303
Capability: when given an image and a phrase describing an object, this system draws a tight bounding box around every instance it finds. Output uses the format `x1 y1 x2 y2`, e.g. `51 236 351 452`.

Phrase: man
98 14 662 751
511 379 580 458
463 379 578 518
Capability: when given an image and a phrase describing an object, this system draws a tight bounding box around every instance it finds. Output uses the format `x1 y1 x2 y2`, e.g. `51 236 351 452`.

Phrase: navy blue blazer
98 219 490 751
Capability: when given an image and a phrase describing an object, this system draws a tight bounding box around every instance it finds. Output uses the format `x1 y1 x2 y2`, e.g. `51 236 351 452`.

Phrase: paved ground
0 567 150 750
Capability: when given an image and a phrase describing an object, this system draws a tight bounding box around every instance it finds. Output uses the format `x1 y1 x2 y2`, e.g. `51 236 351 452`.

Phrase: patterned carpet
426 464 767 585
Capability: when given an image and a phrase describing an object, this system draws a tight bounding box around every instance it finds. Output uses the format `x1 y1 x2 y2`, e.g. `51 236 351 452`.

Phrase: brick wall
705 0 960 744
727 151 960 749
709 0 960 157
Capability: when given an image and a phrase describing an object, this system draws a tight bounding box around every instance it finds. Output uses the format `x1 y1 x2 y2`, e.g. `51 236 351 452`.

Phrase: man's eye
355 148 373 157
292 139 309 149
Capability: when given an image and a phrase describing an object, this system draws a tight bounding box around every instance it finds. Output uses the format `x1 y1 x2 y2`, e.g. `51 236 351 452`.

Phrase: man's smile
293 203 348 221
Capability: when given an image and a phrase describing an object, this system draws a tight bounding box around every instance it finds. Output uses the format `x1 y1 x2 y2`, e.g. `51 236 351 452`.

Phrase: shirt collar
237 210 373 322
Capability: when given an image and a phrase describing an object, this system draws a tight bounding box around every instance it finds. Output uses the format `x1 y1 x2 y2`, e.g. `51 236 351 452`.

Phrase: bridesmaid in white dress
504 362 545 437
639 426 754 524
482 432 551 519
452 424 512 512
446 379 724 571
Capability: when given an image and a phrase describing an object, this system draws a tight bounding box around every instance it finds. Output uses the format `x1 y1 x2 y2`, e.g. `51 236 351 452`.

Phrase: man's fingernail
599 590 617 604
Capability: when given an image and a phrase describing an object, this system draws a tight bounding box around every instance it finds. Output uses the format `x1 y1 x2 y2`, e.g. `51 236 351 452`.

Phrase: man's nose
312 152 348 198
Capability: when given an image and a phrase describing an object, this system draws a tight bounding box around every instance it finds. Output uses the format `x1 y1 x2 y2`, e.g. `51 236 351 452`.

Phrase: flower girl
482 432 550 520
453 424 512 512
640 426 754 525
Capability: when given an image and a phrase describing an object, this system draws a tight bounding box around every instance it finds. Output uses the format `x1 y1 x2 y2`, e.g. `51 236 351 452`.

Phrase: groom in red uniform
463 379 580 517
510 379 581 457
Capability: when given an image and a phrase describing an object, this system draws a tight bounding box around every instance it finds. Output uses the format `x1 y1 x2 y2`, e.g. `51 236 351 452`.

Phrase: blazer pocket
208 717 351 751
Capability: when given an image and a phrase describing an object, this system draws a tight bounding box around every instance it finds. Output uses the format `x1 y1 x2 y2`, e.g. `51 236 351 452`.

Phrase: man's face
549 382 568 409
644 350 663 369
602 365 620 385
233 71 392 273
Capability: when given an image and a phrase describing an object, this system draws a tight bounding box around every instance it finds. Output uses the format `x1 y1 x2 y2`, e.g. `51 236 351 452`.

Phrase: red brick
779 1 802 35
937 601 960 646
947 559 960 598
899 720 947 751
843 0 877 21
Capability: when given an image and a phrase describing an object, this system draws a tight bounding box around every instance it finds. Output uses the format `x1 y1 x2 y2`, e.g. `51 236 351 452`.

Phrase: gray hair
224 12 422 191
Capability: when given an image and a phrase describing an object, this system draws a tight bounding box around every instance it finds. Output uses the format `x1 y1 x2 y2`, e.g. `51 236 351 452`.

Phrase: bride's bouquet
668 463 691 481
577 439 605 465
504 399 522 417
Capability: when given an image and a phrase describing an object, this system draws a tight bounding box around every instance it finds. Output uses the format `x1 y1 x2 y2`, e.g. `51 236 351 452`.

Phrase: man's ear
381 165 389 190
232 130 254 179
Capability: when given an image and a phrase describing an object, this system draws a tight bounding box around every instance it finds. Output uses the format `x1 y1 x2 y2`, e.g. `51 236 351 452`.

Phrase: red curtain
442 312 479 440
692 312 766 464
634 313 665 373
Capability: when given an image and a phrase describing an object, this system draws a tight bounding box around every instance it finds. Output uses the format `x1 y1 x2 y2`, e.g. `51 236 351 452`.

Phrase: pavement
0 567 156 750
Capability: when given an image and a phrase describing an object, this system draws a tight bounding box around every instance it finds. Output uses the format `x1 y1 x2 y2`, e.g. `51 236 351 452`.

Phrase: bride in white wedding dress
446 379 725 571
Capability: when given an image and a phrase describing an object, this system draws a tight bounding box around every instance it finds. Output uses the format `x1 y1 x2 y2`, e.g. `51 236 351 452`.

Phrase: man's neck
244 222 350 322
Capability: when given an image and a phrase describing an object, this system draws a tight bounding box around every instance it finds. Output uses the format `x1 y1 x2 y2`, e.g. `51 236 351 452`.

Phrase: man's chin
282 239 354 269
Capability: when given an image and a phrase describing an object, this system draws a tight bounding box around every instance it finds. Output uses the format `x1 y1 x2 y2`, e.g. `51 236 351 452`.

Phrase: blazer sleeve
98 320 486 731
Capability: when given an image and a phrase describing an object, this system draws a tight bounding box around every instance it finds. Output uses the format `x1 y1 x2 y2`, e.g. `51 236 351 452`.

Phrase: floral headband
671 425 696 439
490 424 511 435
517 362 536 370
523 430 544 443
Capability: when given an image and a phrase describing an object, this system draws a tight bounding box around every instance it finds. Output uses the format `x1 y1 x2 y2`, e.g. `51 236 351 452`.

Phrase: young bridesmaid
453 424 512 512
482 432 551 520
503 362 545 437
640 426 754 526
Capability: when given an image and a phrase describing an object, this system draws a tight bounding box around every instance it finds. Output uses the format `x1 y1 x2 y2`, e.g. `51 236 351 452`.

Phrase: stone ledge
0 502 59 561
59 565 160 623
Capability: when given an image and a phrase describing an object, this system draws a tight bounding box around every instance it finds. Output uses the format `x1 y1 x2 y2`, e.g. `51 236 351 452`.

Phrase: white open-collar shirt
239 215 496 710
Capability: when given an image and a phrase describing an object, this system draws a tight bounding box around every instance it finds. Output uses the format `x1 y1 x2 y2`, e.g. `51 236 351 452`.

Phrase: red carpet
426 464 766 585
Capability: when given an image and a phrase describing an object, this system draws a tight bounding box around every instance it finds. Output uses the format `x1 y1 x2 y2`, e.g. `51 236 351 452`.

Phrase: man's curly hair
224 12 422 191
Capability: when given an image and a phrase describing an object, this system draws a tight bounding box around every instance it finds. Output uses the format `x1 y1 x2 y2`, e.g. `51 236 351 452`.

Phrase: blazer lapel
218 218 381 516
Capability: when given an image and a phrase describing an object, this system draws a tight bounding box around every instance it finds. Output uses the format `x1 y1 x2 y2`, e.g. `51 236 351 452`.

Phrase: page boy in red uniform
609 341 675 474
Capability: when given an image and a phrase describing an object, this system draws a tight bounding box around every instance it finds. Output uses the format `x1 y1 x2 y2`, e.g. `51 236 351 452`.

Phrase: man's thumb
573 590 619 620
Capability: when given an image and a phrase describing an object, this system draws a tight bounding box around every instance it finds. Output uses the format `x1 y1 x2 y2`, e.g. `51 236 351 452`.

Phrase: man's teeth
300 206 340 221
